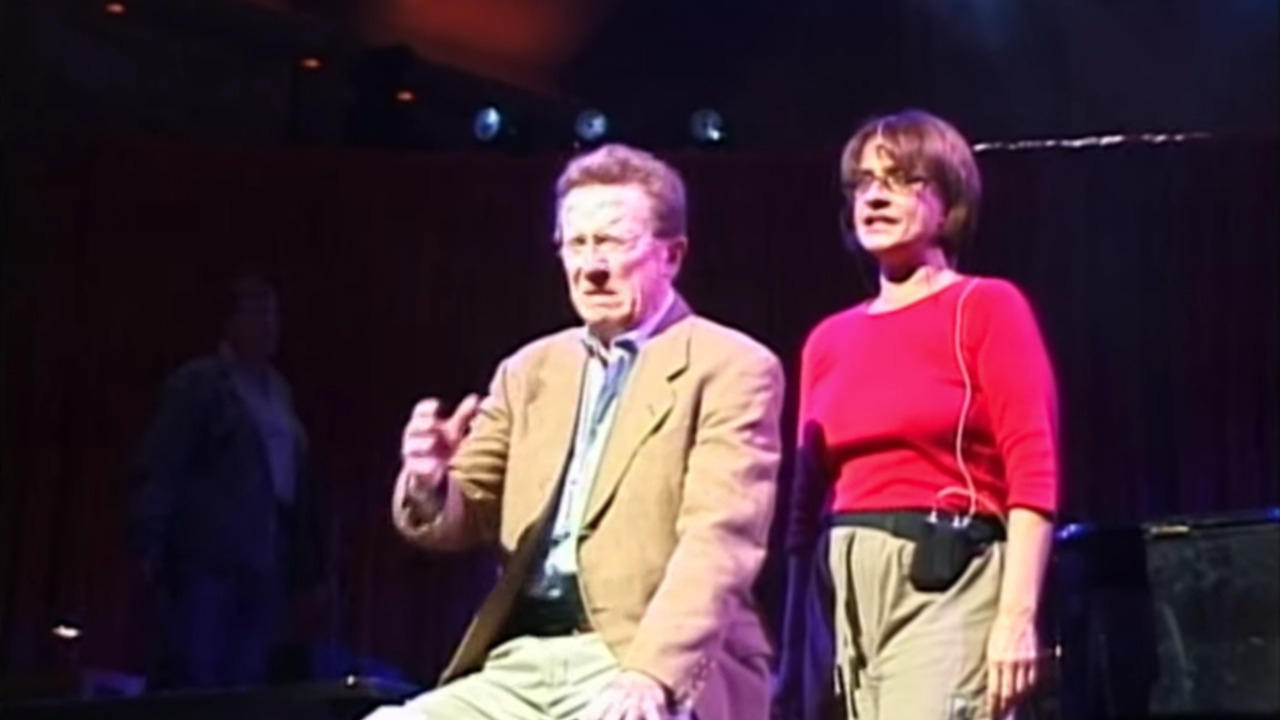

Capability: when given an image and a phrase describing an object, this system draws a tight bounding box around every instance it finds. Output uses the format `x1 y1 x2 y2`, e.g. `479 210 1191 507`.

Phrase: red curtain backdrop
2 136 1276 683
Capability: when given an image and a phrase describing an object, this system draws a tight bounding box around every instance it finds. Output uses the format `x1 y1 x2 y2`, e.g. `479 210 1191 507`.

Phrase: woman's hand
985 608 1039 718
988 507 1054 718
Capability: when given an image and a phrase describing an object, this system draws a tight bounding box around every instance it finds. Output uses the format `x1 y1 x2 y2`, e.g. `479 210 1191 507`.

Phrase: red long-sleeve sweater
798 277 1059 517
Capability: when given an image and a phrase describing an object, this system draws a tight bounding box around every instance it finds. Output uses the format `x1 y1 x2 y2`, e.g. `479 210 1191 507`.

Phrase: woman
796 109 1058 720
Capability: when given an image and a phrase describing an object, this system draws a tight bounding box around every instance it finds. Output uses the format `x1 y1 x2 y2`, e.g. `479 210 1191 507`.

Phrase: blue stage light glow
574 108 609 143
473 106 505 142
690 108 726 145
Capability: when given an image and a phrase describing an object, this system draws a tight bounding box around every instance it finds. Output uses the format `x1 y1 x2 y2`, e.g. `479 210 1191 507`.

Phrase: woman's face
850 141 947 262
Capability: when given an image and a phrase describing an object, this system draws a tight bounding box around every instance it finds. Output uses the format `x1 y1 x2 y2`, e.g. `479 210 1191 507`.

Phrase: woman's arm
987 506 1054 718
969 280 1060 717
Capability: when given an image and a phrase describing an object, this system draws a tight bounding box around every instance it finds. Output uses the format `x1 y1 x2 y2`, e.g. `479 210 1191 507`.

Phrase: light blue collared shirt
525 291 676 598
223 346 298 506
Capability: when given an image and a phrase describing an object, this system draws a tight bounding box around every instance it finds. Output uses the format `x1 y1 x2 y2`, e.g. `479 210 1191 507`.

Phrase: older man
368 144 783 720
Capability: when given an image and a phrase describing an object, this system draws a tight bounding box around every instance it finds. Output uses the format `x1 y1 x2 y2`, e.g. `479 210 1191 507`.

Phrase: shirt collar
581 288 676 361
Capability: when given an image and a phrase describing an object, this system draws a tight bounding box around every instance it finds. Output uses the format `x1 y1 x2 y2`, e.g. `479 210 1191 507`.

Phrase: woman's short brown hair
555 143 687 240
839 109 982 260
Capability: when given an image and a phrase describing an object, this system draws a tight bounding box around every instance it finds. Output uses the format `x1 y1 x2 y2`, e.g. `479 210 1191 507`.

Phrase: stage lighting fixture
52 623 82 640
690 108 726 145
473 105 508 143
574 109 609 144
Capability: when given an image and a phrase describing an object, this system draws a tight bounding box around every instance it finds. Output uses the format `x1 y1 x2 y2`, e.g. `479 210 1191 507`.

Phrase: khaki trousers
829 526 1006 720
364 633 689 720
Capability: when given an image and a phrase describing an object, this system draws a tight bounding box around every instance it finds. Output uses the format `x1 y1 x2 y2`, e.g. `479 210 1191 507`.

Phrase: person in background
131 274 328 689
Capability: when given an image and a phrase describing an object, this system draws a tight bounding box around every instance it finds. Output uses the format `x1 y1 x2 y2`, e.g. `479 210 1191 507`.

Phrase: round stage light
473 105 506 143
690 108 726 145
574 109 609 144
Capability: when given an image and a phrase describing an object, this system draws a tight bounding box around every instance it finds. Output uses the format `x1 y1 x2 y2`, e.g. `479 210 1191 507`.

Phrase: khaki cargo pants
829 526 1006 720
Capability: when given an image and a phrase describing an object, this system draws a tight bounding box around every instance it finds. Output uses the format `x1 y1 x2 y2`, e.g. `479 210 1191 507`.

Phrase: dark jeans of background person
148 507 300 690
773 529 837 720
152 564 288 689
774 423 838 720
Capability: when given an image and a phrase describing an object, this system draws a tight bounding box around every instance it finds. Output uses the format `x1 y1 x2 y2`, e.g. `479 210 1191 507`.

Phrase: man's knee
360 688 453 720
363 705 423 720
401 684 471 716
364 676 504 720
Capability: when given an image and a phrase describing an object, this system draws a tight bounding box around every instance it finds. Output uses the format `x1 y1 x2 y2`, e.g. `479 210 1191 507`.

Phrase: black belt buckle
505 576 590 638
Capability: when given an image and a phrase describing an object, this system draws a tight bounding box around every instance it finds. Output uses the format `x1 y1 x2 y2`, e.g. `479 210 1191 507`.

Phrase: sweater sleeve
969 280 1060 515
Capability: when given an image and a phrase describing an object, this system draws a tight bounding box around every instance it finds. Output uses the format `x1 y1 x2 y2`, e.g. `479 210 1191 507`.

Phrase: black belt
831 510 1006 543
503 575 592 639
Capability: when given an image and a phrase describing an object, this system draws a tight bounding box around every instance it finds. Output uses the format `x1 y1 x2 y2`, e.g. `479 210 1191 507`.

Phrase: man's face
226 290 279 362
851 141 947 260
557 183 684 341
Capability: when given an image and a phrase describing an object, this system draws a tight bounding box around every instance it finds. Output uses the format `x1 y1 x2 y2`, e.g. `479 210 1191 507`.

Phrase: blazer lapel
581 297 691 528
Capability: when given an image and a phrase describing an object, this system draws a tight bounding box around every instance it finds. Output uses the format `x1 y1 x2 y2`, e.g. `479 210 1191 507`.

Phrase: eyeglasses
843 169 928 196
556 233 647 260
